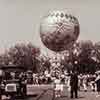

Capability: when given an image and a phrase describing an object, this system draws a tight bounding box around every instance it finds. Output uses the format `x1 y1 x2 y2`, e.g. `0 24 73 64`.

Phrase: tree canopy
0 40 100 74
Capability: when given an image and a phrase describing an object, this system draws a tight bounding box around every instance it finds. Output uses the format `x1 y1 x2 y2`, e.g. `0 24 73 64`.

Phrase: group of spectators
0 68 100 99
78 72 100 97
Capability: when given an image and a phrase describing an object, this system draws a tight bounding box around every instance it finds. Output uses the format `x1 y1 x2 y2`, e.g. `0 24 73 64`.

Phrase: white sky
0 0 100 54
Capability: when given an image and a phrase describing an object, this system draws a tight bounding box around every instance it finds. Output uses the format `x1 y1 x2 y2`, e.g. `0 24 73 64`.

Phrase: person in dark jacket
95 73 100 97
70 71 78 98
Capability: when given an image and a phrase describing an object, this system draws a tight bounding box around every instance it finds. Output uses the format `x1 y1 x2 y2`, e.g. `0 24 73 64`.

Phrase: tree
93 41 100 70
39 54 51 72
0 53 10 65
61 40 96 73
8 42 41 72
77 40 95 73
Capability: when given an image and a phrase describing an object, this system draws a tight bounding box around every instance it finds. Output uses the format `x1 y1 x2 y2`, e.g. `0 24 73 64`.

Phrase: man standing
95 73 100 97
70 71 78 98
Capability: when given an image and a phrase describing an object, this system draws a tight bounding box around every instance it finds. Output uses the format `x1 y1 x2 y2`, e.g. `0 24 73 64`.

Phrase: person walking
95 73 100 97
70 71 78 98
54 75 63 98
83 75 88 92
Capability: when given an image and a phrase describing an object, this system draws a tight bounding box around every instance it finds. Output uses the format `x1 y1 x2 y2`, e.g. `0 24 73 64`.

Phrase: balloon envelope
40 11 80 52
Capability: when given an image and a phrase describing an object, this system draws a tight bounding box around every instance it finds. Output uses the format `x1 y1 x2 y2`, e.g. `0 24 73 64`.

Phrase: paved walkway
2 86 100 100
24 90 100 100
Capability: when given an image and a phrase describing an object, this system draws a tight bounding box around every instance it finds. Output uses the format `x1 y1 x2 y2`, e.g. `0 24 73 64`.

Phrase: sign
5 83 17 92
26 84 54 95
27 84 41 95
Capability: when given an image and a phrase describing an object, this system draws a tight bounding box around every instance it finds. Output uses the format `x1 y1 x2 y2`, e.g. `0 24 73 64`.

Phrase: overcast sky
0 0 100 54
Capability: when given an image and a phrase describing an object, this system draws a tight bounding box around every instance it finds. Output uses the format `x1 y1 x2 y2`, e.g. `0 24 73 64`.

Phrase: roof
0 64 26 70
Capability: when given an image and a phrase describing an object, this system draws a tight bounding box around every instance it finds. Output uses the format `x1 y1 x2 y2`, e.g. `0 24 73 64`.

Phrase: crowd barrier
26 84 68 96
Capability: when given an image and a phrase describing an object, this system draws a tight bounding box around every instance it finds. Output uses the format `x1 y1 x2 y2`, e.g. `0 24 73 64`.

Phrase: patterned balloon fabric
40 11 80 52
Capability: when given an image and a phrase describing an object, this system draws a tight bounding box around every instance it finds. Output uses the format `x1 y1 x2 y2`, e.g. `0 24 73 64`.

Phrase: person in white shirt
54 76 63 98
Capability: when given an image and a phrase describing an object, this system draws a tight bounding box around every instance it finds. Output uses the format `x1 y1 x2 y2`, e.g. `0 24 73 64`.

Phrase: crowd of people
0 67 100 99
